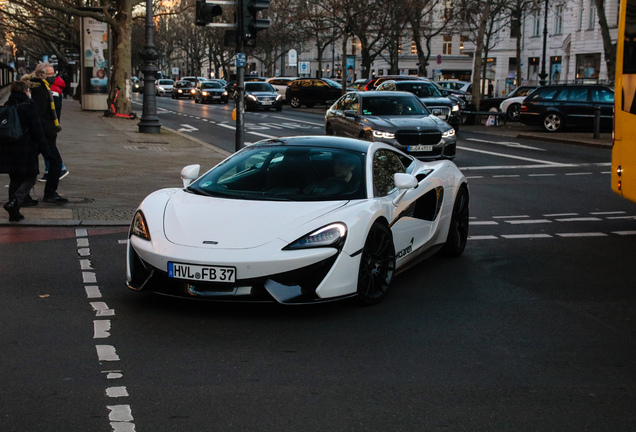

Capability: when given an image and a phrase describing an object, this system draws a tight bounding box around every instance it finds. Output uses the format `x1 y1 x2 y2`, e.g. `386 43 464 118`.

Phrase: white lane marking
601 171 611 174
77 238 90 247
248 131 277 139
457 146 569 165
505 219 552 224
106 387 129 398
85 286 102 298
91 302 115 316
107 405 134 422
528 173 556 177
94 320 111 338
249 122 284 129
501 234 552 239
118 240 128 244
468 235 498 240
555 217 602 222
177 124 198 132
78 248 91 256
613 231 636 235
591 211 626 215
466 176 484 179
96 345 120 361
271 115 323 126
556 232 608 237
217 123 236 130
104 371 123 379
607 215 636 219
565 172 593 176
76 229 88 237
465 138 546 151
493 215 529 219
80 259 93 270
470 221 498 225
83 272 97 283
544 213 578 217
493 175 520 178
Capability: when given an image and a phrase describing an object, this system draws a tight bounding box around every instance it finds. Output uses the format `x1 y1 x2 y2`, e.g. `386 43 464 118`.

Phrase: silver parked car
325 91 457 160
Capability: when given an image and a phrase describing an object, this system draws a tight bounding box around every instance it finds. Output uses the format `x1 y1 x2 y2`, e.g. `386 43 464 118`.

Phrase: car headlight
247 94 257 101
223 91 228 96
442 129 455 138
130 210 151 241
373 130 395 139
452 104 460 111
275 94 282 100
157 87 164 91
284 223 347 250
202 91 208 96
190 89 196 94
178 89 183 93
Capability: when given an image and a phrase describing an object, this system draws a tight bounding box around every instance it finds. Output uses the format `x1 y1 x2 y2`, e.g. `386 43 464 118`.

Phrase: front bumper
246 98 283 110
373 135 457 160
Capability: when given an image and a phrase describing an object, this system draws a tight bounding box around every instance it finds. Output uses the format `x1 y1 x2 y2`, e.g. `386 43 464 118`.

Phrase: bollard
594 106 601 139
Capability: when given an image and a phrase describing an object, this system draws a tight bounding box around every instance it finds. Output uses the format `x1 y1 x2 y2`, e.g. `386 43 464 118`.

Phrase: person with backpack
0 81 50 222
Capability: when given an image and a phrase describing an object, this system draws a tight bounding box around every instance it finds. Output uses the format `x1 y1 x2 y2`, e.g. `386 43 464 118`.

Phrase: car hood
163 191 347 249
248 91 278 97
419 97 453 106
361 115 446 130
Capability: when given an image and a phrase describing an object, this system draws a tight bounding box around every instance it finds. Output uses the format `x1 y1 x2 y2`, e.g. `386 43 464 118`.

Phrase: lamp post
538 0 549 85
138 0 161 134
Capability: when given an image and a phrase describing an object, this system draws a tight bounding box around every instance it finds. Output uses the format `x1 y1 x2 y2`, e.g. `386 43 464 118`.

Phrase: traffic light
242 0 270 40
196 0 223 26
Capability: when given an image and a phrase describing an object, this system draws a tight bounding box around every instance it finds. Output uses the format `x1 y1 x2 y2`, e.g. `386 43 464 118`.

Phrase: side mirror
393 173 418 206
181 164 200 188
344 110 357 118
441 90 449 96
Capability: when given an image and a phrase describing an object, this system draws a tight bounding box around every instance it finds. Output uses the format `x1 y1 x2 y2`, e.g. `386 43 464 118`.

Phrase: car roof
355 90 420 98
251 136 373 153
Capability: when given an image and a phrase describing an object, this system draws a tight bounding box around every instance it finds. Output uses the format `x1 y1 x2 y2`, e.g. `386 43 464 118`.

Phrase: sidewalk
1 87 611 226
0 86 229 226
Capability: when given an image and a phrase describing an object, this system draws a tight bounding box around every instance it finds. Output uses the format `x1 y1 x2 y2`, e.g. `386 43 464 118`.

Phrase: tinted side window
567 88 589 102
373 149 406 197
314 80 328 87
530 88 559 100
591 88 614 103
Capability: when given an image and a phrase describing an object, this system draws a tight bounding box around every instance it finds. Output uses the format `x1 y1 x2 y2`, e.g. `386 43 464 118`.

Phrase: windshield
189 145 367 201
203 82 224 89
246 83 275 92
322 78 342 88
158 80 173 85
397 83 442 98
361 96 430 116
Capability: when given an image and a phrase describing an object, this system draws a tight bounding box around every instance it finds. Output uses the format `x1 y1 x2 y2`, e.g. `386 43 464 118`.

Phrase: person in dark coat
1 81 50 222
25 62 67 204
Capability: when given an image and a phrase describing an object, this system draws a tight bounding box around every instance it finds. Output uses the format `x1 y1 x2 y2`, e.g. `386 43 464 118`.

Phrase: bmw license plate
408 145 433 152
168 262 236 283
262 101 272 105
212 96 220 99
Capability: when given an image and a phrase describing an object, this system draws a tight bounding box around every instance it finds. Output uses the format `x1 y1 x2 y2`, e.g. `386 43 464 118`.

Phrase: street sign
236 53 246 68
298 61 310 74
288 49 297 67
436 54 442 65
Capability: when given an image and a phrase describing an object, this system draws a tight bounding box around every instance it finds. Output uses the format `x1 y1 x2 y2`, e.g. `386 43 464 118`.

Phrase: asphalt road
2 102 636 431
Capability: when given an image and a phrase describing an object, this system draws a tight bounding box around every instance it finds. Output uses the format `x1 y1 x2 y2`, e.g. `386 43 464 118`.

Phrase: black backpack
0 101 24 143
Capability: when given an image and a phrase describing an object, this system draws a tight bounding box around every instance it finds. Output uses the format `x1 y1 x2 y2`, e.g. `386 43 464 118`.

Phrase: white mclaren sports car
126 136 469 305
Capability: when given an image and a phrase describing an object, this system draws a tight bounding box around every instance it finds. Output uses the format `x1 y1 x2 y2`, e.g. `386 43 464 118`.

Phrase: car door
372 149 432 267
341 94 361 138
559 87 591 127
591 87 615 129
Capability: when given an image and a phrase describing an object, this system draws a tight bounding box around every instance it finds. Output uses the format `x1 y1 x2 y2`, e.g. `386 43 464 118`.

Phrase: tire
543 112 564 132
356 222 396 305
440 185 469 257
326 123 334 135
506 103 521 121
290 96 301 108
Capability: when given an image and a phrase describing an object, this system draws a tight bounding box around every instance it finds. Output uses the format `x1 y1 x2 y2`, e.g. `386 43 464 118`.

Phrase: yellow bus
613 0 636 203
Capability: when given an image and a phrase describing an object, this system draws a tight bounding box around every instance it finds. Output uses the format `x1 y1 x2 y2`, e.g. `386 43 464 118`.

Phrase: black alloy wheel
440 185 469 257
506 103 521 121
356 222 396 305
290 96 302 108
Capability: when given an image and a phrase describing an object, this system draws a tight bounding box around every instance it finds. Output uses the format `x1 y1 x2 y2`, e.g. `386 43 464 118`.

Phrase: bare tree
594 0 617 82
404 0 450 77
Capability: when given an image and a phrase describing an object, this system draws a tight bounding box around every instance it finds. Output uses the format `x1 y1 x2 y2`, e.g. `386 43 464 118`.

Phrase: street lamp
538 0 549 85
138 0 161 134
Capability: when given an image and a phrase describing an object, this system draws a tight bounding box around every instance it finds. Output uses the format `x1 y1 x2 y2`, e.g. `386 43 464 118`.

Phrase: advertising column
81 17 109 111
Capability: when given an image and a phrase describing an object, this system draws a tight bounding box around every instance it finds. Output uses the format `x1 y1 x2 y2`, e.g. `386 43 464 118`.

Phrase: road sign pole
235 0 245 153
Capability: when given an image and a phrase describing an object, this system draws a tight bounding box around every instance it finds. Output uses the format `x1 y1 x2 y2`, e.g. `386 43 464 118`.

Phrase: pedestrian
0 81 50 222
38 65 70 183
24 62 68 204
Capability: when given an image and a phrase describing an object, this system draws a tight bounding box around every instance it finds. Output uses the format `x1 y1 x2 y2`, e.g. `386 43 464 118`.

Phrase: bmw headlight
284 223 347 250
247 94 257 101
442 129 455 138
190 89 196 94
373 130 396 139
452 104 460 111
130 210 151 241
202 91 208 96
223 91 228 96
178 89 183 93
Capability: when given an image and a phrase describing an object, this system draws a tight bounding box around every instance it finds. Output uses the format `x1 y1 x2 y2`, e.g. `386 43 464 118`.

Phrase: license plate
168 262 236 283
212 96 220 99
262 101 272 105
408 145 433 152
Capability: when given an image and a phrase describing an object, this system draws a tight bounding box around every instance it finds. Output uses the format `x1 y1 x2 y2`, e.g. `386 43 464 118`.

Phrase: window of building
411 40 417 55
554 4 564 34
443 0 453 20
588 0 596 29
442 35 452 55
351 38 357 56
511 16 521 38
398 39 402 55
460 35 469 55
532 13 541 36
528 57 540 81
576 53 601 78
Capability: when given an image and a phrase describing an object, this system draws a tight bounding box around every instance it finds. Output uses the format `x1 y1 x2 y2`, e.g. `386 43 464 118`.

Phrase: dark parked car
172 80 196 99
244 82 283 111
286 78 343 108
478 85 538 111
376 80 461 130
194 80 229 103
361 75 427 91
520 84 614 132
325 91 457 160
225 77 266 98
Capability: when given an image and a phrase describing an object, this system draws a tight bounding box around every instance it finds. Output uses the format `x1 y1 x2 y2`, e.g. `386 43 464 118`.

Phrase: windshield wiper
185 186 212 197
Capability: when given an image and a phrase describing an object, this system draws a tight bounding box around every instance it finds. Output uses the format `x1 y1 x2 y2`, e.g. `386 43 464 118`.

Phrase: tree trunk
595 0 617 82
342 32 348 95
472 0 492 111
111 0 133 114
